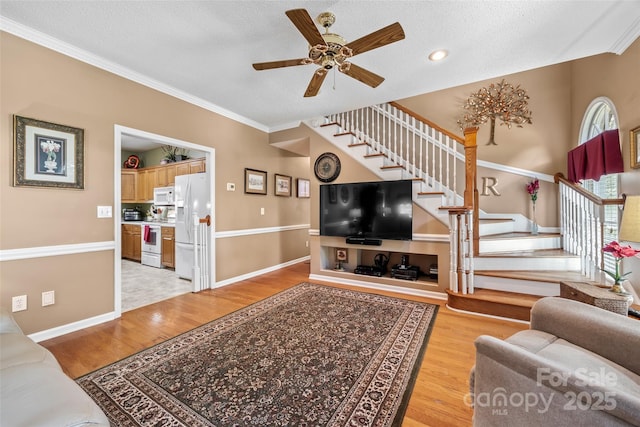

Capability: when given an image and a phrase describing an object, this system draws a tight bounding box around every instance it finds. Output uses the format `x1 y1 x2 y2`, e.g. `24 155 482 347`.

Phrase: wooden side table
560 281 631 315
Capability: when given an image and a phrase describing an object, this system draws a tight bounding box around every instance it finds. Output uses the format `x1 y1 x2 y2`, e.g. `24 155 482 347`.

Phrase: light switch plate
42 291 55 306
12 295 27 312
226 183 236 191
97 206 112 218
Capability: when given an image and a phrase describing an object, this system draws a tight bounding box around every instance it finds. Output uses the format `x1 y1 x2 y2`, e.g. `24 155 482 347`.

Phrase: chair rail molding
0 241 116 262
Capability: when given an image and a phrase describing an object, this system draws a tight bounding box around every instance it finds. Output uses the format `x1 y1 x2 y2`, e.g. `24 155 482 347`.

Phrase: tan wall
570 38 640 292
395 63 573 227
0 32 310 334
270 125 449 235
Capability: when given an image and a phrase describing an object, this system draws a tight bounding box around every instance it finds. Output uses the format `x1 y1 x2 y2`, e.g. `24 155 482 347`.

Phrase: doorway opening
114 125 216 316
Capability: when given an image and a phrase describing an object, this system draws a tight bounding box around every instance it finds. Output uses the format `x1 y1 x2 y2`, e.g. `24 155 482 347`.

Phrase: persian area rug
77 282 438 426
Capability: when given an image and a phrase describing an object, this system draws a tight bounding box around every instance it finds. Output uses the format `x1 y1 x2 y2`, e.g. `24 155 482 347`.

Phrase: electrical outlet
260 207 265 216
42 291 55 306
97 206 112 218
305 240 309 248
12 295 27 312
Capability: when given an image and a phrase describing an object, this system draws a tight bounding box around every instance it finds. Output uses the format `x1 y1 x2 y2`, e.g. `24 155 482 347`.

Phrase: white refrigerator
174 172 210 280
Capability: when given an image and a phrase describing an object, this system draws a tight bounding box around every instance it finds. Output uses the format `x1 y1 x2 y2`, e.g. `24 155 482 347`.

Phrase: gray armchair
470 297 640 426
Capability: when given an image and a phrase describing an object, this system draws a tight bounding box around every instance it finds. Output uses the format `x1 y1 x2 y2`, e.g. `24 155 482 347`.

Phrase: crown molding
0 17 269 133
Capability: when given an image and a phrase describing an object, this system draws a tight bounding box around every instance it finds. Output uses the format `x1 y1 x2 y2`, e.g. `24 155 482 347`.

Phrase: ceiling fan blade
252 58 309 70
285 9 326 48
304 68 328 97
344 22 405 57
341 63 385 88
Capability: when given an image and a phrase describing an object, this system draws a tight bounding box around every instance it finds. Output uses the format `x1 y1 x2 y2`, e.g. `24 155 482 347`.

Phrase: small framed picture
244 168 267 195
275 173 292 197
13 115 84 189
631 125 640 169
297 178 310 198
336 248 348 262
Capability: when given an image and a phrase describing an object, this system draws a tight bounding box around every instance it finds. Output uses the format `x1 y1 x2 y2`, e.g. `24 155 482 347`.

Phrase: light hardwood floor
41 261 528 427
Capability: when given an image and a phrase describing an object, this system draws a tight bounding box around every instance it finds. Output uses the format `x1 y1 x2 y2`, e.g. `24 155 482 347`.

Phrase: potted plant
174 148 188 162
160 145 188 163
161 145 176 164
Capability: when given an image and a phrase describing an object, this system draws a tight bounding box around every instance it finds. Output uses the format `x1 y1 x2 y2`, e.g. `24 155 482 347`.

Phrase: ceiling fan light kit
252 9 405 97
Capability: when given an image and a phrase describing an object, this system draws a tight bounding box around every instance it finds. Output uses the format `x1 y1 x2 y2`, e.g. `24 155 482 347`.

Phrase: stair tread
482 232 560 239
447 289 541 308
478 248 576 258
475 270 592 283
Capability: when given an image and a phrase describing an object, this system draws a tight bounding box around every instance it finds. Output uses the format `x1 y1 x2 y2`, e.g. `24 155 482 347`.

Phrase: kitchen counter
122 220 175 227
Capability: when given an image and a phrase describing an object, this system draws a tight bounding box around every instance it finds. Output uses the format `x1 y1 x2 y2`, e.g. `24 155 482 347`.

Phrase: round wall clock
314 152 341 182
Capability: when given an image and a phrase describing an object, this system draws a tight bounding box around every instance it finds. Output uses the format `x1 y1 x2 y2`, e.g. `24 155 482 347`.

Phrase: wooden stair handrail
389 101 464 144
554 173 625 206
388 101 479 254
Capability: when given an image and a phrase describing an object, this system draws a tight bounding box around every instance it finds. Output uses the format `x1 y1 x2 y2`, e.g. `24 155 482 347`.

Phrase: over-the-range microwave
153 186 174 206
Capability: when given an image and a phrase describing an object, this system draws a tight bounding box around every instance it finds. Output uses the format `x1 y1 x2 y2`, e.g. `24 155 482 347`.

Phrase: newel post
463 127 479 255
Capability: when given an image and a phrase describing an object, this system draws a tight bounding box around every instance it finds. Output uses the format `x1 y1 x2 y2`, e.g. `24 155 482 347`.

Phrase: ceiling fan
252 9 405 97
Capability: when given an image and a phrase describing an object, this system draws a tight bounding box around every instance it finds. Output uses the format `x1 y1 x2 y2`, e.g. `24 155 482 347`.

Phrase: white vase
44 159 57 173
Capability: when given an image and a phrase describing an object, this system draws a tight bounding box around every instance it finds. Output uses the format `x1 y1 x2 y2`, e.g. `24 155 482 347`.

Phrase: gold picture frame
13 115 84 189
631 126 640 169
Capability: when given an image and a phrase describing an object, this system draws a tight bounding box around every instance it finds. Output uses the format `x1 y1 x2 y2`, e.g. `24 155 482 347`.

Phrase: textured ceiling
2 0 640 136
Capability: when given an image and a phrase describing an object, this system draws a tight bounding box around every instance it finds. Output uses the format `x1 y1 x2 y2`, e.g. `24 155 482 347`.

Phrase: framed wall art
275 174 292 197
335 248 348 262
296 178 310 198
244 168 267 194
13 115 84 189
631 125 640 169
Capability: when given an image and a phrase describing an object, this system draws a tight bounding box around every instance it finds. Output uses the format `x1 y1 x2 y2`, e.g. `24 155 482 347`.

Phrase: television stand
345 237 382 246
312 236 444 295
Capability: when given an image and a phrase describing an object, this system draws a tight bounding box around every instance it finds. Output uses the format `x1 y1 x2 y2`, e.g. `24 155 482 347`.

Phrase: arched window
578 97 620 271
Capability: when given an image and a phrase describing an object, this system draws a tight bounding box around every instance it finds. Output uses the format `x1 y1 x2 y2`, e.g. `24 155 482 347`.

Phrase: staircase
303 102 615 321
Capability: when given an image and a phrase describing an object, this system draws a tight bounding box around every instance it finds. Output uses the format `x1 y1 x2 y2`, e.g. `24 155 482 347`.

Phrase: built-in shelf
310 235 450 296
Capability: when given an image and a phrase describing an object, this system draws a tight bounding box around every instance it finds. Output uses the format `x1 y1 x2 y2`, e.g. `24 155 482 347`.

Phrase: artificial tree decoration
457 79 533 145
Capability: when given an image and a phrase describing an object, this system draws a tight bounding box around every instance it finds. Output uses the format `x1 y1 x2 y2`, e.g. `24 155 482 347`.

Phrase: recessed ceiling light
428 50 448 61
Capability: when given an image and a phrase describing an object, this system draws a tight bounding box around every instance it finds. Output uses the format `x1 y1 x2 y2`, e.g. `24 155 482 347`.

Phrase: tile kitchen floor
121 260 193 312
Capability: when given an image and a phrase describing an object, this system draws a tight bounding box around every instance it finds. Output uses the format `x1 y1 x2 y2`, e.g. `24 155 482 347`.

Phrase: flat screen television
320 180 413 241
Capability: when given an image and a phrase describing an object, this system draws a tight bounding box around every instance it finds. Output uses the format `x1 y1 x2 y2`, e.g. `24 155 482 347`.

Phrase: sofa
470 297 640 426
0 307 109 426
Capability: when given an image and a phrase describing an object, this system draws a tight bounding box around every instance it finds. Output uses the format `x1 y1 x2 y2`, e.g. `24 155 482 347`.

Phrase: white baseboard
213 256 310 288
28 311 117 343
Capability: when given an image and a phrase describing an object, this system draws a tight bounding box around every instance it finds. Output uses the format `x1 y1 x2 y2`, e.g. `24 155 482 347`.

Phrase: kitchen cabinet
135 170 147 202
189 159 205 174
121 171 137 202
144 169 157 201
156 167 169 187
167 164 177 185
175 162 190 176
120 158 206 203
161 227 175 268
122 224 142 261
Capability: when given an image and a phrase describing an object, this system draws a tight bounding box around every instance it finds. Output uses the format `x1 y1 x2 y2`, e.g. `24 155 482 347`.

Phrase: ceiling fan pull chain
333 66 336 90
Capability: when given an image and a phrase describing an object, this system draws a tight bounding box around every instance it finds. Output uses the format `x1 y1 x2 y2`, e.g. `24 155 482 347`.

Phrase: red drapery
567 129 623 183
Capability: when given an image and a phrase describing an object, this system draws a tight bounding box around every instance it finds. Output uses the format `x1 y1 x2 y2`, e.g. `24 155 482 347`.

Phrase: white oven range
141 224 162 268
